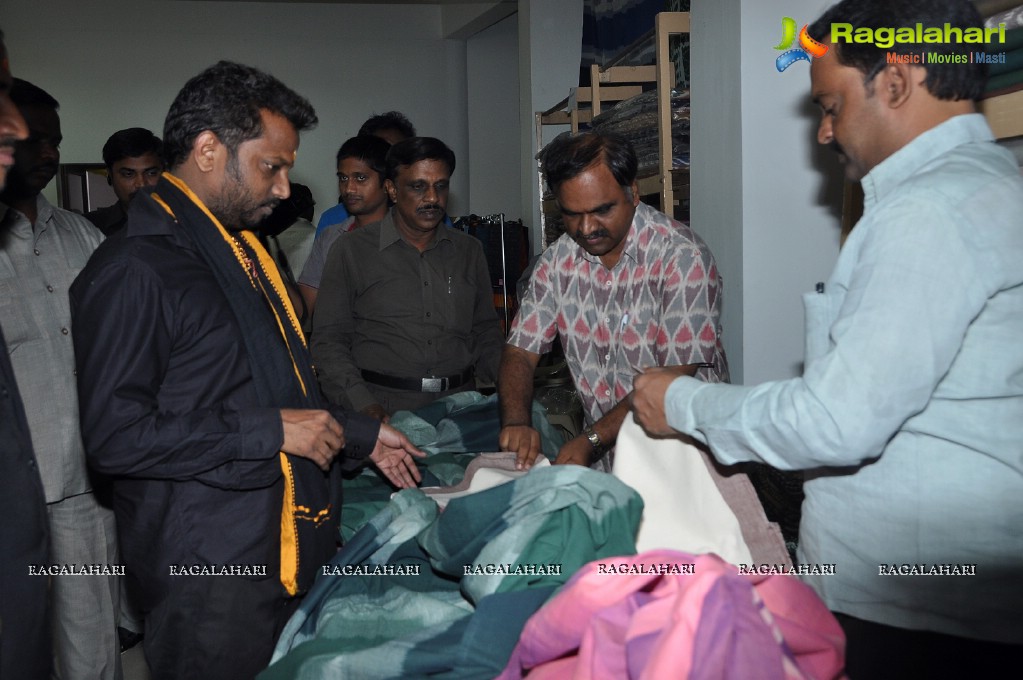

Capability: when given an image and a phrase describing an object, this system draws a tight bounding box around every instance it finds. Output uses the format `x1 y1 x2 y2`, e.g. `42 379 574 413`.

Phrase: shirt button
427 340 433 345
46 285 54 293
426 312 431 318
605 389 611 397
61 327 69 335
424 281 429 287
604 354 610 360
34 249 41 256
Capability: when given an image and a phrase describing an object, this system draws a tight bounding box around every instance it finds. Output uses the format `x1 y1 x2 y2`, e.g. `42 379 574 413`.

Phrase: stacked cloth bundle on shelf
589 88 691 177
984 3 1023 92
980 0 1023 28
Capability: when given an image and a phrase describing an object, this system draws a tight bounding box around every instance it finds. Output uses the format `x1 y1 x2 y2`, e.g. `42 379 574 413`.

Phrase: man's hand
554 435 592 467
280 409 345 471
361 403 390 424
500 424 542 470
369 423 425 488
633 365 697 436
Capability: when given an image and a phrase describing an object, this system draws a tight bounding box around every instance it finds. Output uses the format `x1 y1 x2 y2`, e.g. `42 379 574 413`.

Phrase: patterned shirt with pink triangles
509 202 729 469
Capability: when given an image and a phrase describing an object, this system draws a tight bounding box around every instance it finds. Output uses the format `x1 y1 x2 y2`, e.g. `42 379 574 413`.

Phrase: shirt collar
861 113 994 210
574 203 642 270
125 175 190 239
0 194 55 234
34 195 54 227
377 207 452 252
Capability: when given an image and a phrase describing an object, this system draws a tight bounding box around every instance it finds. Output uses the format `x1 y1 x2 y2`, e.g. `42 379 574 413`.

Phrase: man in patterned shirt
499 131 728 471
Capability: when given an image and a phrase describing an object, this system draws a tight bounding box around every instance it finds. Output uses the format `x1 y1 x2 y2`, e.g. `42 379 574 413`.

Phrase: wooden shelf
535 11 691 246
980 87 1023 140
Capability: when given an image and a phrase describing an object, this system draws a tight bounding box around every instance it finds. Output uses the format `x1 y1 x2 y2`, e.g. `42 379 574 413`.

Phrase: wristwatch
583 427 607 460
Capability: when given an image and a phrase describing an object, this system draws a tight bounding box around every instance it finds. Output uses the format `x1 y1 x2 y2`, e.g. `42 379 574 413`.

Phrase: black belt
361 367 474 393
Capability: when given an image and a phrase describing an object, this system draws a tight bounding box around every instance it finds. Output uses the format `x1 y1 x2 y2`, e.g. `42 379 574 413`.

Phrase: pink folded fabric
498 550 846 680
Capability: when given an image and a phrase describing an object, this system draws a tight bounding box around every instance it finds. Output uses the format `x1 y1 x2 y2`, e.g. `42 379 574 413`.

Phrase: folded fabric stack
339 392 564 541
983 0 1023 30
589 88 692 176
498 550 846 680
261 466 644 679
979 0 1023 93
985 26 1023 93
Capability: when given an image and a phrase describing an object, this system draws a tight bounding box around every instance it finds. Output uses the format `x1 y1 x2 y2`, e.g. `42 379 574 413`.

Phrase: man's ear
384 178 396 202
877 62 914 109
628 180 640 207
192 130 222 173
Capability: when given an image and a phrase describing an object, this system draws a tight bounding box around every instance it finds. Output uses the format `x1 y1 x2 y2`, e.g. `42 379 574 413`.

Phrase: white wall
691 0 843 385
466 13 521 219
3 0 843 388
0 0 471 221
517 0 585 253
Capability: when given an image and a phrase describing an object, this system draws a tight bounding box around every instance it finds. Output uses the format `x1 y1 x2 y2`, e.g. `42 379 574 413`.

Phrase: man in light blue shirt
634 0 1023 676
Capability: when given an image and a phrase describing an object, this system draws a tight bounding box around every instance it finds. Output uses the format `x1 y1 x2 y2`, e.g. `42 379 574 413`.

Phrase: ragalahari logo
775 17 829 72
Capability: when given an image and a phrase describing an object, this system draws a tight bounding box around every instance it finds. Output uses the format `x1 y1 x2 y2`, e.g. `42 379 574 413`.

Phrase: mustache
574 229 611 240
828 140 845 157
417 204 443 213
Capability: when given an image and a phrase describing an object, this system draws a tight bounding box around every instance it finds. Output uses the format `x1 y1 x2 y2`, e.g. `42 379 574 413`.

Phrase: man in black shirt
71 61 423 679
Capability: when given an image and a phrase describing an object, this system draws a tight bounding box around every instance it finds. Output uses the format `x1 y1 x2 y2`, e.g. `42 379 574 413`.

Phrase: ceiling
198 1 510 4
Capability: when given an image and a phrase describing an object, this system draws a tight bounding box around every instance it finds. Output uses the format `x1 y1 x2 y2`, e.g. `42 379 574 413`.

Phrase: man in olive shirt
311 137 502 420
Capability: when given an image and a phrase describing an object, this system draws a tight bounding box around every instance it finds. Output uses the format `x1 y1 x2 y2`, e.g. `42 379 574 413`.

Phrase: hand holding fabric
500 424 542 470
633 365 700 436
554 435 592 467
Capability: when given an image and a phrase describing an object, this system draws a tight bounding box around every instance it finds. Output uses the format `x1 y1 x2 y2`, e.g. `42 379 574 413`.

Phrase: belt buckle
422 377 445 392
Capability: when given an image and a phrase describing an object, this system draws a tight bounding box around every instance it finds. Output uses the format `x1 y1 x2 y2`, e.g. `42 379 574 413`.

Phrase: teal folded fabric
340 393 567 542
986 67 1023 91
988 47 1023 76
989 26 1023 52
261 466 643 679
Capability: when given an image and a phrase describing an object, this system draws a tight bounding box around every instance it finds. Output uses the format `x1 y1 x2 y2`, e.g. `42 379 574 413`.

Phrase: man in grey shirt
0 78 120 679
312 137 502 420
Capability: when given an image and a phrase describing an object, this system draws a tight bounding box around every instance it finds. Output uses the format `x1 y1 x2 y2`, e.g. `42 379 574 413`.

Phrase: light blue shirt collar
862 113 994 210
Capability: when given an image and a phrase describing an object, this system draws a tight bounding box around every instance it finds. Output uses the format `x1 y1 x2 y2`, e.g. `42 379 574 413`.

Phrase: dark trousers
836 612 1023 679
143 575 298 680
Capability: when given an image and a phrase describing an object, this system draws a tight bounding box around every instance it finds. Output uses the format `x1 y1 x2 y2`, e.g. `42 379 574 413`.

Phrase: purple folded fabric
499 550 846 680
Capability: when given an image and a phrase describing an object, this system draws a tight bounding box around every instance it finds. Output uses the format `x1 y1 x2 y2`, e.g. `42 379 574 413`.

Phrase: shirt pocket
0 277 42 351
439 272 479 337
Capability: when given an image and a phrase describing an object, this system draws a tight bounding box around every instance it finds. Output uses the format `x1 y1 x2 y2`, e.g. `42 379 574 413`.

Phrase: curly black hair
163 61 317 169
